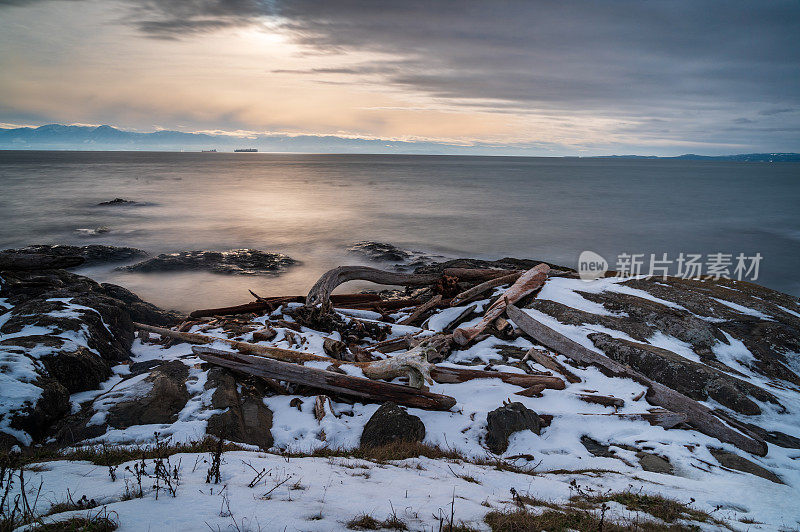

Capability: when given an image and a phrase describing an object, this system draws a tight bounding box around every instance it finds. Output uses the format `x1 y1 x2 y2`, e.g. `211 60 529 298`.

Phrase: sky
0 0 798 156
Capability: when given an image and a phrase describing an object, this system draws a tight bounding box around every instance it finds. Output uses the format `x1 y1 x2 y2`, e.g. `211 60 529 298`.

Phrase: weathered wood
442 304 478 334
450 272 521 306
515 385 546 397
578 409 686 428
195 347 456 411
398 295 443 326
429 366 565 389
0 253 85 271
189 294 381 318
506 303 768 456
305 266 519 311
521 347 582 384
453 264 550 345
578 394 624 408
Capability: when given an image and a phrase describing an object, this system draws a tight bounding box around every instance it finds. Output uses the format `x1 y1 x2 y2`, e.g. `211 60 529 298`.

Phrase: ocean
1 151 799 311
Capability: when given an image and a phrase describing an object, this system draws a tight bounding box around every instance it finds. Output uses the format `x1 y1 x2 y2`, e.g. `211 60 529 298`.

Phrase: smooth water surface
1 151 798 310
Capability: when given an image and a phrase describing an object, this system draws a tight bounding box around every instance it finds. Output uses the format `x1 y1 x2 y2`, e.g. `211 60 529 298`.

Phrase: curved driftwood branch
305 266 520 312
506 303 768 456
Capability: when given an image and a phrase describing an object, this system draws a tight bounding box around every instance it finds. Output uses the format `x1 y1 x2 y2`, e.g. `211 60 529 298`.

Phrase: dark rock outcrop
205 367 274 450
0 268 181 447
349 241 413 262
2 244 147 266
122 249 297 275
588 333 779 415
360 402 425 448
485 402 540 454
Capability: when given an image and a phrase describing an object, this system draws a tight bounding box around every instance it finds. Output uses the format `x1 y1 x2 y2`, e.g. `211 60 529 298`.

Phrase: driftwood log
506 304 768 455
0 253 85 271
189 294 381 318
521 347 582 384
449 272 521 307
305 266 518 311
398 295 442 326
577 409 687 428
453 264 550 345
195 347 456 411
135 322 561 390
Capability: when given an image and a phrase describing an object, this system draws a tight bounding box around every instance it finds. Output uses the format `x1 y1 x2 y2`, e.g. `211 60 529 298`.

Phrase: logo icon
578 250 608 281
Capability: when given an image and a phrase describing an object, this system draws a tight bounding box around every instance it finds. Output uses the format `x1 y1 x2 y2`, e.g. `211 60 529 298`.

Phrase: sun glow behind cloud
0 0 797 155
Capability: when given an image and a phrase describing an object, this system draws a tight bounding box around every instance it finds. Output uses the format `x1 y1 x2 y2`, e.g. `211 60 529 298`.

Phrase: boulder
360 402 425 448
105 361 190 428
205 368 274 450
485 401 540 454
636 452 674 474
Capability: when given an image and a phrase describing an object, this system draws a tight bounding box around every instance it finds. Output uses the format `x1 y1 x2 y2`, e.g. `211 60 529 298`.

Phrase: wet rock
349 241 413 262
360 402 425 448
485 401 540 454
636 452 674 474
122 249 297 275
348 241 444 271
709 448 783 484
588 333 779 415
97 198 137 206
416 257 572 275
2 244 147 266
105 361 190 428
205 368 274 450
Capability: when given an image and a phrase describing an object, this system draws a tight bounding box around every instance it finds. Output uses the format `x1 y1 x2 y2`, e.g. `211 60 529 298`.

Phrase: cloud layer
1 0 798 154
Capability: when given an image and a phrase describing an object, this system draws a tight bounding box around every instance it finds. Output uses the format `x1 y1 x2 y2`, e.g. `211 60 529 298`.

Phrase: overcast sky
1 0 798 155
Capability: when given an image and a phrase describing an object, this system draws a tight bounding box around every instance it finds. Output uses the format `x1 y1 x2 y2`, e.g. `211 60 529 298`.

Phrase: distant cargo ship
234 148 258 152
201 149 217 152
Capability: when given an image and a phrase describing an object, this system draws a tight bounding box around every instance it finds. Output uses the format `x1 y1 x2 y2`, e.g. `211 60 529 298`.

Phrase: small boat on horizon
201 149 217 152
234 148 258 152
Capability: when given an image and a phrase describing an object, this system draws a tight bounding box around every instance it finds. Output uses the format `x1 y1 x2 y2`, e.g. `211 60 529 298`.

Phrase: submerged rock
121 249 297 275
360 402 425 448
97 198 137 206
485 401 540 454
349 241 444 271
2 244 147 266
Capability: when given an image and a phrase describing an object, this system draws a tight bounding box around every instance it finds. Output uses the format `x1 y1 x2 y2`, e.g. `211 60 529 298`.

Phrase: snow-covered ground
5 274 800 530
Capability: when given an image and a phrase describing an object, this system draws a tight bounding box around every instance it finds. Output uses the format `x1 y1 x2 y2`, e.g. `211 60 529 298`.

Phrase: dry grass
576 491 717 525
484 508 704 532
2 437 245 468
345 513 408 530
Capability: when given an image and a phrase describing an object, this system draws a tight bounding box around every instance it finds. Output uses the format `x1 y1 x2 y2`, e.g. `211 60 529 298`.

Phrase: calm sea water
1 151 799 311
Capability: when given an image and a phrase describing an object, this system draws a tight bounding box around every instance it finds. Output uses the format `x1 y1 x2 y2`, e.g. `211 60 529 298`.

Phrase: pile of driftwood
135 263 768 456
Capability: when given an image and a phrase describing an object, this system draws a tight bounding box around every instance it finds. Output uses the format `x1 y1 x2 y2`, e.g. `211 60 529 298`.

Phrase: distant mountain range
0 124 502 155
0 124 798 160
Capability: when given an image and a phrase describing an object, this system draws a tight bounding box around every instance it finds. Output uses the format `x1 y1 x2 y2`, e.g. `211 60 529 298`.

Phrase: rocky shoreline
1 245 799 530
